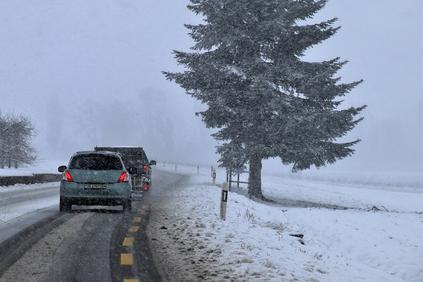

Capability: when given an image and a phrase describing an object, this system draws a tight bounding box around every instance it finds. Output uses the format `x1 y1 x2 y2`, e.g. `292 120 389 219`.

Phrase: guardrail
0 174 62 187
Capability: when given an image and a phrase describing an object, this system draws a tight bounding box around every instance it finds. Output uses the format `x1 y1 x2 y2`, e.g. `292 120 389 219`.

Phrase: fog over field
0 0 421 173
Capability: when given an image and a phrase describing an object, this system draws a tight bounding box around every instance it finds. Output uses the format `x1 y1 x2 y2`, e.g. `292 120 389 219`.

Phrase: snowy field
155 165 423 281
158 163 423 213
260 175 422 213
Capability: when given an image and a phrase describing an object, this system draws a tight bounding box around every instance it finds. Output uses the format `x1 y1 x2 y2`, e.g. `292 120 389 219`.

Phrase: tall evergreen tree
165 0 365 199
217 141 247 174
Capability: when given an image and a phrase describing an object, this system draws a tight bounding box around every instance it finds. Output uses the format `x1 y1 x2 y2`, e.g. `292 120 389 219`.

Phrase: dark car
94 146 156 191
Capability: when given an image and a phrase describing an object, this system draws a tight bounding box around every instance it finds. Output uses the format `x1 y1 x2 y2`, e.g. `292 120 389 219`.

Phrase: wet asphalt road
0 170 185 282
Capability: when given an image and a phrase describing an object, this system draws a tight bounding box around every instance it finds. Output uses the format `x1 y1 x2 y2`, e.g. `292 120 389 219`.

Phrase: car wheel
60 197 71 212
123 199 132 213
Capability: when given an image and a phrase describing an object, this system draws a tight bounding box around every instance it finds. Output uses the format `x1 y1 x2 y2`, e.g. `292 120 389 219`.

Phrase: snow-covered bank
0 159 62 177
0 181 59 194
0 182 59 223
149 173 423 282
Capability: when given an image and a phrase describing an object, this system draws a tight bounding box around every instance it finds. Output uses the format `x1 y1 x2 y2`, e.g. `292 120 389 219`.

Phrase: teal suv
58 151 135 212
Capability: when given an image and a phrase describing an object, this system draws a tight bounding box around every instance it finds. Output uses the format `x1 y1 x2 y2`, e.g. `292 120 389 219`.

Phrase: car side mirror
149 160 157 166
128 167 137 174
58 165 67 173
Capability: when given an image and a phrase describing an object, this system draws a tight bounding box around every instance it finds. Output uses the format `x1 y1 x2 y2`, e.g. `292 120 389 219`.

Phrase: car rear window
122 155 146 168
69 154 123 170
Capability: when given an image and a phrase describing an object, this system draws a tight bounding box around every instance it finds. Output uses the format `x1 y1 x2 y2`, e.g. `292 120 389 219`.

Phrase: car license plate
84 184 106 190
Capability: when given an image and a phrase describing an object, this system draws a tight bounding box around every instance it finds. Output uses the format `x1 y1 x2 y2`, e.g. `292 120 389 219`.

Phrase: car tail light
144 182 150 191
63 171 73 182
118 171 129 183
143 165 148 173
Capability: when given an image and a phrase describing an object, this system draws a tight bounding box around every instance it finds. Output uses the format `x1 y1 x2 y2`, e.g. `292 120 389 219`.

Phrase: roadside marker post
212 170 216 185
220 182 229 221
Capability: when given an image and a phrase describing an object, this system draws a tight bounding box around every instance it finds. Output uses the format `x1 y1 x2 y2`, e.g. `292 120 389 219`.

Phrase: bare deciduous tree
0 113 36 168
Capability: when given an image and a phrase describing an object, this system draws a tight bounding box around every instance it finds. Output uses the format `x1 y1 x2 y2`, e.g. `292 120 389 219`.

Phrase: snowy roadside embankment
0 182 59 224
0 159 62 177
149 173 423 282
0 160 62 187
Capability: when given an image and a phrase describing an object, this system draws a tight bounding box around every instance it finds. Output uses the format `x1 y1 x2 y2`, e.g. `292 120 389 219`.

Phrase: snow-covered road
1 166 422 281
0 182 59 242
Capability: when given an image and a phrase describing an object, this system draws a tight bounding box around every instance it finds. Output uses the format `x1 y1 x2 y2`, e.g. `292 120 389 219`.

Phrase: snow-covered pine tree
217 141 247 175
164 0 365 199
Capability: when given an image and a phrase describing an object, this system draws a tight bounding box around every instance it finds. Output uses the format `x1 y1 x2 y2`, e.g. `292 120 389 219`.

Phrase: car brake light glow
118 171 129 183
144 182 149 191
63 171 73 182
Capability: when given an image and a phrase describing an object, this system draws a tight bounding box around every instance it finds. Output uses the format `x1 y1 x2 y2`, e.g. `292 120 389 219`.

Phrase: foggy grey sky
0 0 421 172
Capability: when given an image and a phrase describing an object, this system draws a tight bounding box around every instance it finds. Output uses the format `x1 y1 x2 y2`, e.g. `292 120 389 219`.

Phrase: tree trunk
228 167 232 191
248 155 263 199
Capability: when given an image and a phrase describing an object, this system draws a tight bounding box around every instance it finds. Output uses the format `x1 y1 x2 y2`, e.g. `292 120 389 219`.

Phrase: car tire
123 199 132 213
60 197 71 212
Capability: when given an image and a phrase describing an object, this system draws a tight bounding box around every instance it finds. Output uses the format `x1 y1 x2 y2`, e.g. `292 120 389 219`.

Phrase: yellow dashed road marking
123 237 134 247
120 253 134 266
124 279 140 282
133 217 141 223
129 226 140 233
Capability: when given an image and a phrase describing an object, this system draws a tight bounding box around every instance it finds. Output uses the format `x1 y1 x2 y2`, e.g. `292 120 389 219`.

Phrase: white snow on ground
158 163 423 213
0 159 63 176
0 182 59 223
0 181 58 193
155 165 423 281
0 195 58 223
259 176 423 213
267 170 423 191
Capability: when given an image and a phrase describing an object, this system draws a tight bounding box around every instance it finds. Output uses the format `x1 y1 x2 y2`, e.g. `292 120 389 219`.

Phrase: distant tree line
0 113 36 168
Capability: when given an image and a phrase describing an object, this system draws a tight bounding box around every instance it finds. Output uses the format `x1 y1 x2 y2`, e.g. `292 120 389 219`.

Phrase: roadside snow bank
0 159 62 177
0 181 59 192
150 175 423 282
0 182 59 223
